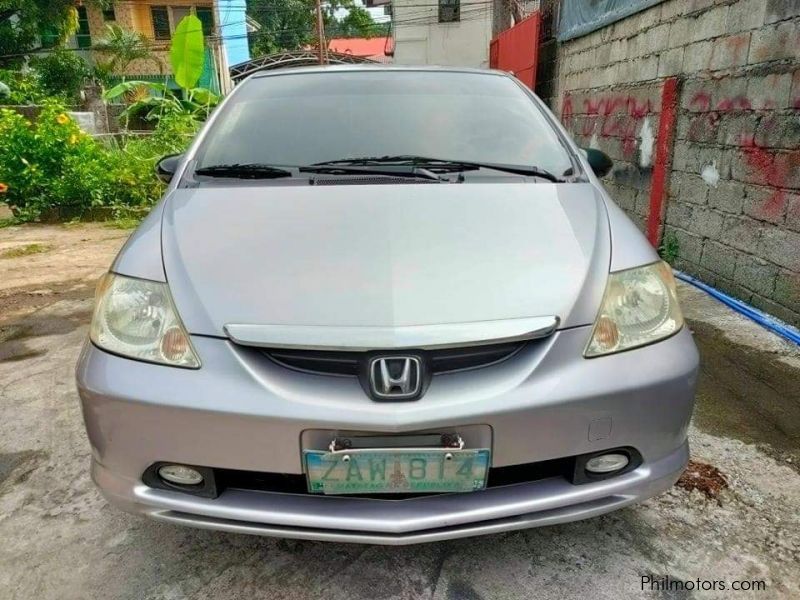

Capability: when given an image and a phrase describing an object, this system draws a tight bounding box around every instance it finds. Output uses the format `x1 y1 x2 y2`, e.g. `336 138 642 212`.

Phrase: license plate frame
304 447 491 495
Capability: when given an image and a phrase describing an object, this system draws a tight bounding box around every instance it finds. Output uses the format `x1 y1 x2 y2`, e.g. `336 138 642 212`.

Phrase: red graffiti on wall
561 95 574 129
686 93 754 142
739 130 800 220
685 88 800 221
563 85 800 222
561 93 654 159
716 95 752 111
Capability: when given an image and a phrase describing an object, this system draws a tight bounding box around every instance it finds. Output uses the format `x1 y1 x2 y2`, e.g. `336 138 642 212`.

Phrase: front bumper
76 326 698 544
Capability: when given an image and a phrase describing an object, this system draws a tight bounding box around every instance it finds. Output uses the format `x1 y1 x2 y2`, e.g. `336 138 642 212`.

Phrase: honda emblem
369 356 422 400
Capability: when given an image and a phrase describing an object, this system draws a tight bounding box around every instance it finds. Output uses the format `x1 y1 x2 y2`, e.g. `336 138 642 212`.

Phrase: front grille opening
214 455 575 500
430 342 526 374
143 448 641 500
267 350 359 376
263 341 526 378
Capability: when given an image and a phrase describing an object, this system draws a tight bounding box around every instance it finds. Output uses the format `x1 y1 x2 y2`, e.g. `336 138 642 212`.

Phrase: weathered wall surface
553 0 800 326
393 0 493 67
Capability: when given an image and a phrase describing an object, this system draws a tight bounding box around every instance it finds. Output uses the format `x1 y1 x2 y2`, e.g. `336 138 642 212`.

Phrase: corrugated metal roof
327 37 390 60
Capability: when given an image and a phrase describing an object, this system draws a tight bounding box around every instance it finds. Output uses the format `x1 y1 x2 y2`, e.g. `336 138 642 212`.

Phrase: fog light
585 453 629 474
158 464 204 485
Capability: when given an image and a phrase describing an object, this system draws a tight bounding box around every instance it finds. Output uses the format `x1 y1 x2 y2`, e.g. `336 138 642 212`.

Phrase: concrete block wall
552 0 800 327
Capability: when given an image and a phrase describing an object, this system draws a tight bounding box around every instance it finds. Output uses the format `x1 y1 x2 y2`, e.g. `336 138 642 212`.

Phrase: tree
0 0 109 67
247 0 384 57
247 0 314 56
0 0 73 66
32 48 89 101
327 5 387 39
94 24 163 82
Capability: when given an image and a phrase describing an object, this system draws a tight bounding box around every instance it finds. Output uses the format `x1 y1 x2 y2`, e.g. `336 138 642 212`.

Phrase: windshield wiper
194 163 294 179
299 163 444 182
312 156 565 182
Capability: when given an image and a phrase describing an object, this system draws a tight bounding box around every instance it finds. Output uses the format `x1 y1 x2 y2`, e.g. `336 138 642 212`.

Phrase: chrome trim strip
223 316 560 351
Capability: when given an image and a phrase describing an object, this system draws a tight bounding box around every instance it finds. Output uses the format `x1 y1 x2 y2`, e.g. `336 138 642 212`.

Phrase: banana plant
101 13 215 127
170 14 205 90
102 80 219 123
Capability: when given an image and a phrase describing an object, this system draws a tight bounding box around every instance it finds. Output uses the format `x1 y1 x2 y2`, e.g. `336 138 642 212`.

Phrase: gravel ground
0 224 798 600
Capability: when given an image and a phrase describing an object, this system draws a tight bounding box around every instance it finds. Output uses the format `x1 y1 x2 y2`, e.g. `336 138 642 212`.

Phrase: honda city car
76 66 698 544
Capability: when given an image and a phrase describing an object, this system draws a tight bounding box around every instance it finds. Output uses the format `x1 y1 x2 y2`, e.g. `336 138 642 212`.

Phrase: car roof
248 64 512 80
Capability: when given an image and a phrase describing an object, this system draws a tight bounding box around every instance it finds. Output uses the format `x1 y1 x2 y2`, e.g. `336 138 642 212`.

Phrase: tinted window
195 71 573 176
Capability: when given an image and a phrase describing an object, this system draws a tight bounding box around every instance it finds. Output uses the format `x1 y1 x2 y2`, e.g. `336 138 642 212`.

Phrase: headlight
90 273 200 368
585 261 684 357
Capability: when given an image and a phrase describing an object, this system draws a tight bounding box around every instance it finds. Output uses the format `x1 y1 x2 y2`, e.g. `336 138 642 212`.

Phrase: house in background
71 0 252 90
390 0 495 67
388 0 538 68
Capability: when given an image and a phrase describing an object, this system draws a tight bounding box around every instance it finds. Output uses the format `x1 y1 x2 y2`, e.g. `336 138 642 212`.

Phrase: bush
0 101 197 221
0 69 49 105
31 49 89 102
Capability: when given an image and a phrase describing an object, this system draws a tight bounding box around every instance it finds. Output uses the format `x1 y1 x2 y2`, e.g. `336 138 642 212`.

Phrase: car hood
162 183 610 340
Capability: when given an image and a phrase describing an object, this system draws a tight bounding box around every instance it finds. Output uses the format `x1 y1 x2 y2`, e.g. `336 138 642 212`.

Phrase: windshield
193 70 574 176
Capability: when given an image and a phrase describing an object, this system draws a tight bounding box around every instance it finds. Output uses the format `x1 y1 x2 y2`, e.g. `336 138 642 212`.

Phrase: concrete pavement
0 224 798 599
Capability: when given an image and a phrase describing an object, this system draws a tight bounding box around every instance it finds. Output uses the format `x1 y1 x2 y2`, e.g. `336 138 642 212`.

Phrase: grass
61 218 84 229
0 243 53 259
105 216 143 230
105 206 147 230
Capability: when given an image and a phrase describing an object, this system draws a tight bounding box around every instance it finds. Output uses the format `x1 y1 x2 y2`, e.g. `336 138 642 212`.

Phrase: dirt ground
0 223 798 600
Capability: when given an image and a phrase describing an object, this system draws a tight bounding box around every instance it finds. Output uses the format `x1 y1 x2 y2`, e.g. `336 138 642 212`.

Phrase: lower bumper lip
151 495 629 545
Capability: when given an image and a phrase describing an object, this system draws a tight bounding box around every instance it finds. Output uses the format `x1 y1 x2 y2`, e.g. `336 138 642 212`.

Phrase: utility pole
315 0 327 65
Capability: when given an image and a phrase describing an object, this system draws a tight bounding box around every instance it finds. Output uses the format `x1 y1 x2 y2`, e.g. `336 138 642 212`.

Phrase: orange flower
0 182 8 194
56 113 70 125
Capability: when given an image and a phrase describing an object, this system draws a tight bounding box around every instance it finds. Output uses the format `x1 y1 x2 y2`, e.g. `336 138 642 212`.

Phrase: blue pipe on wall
674 270 800 347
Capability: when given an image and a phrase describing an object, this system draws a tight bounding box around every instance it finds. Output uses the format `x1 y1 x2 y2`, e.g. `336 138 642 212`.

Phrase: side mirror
583 148 613 178
156 154 183 184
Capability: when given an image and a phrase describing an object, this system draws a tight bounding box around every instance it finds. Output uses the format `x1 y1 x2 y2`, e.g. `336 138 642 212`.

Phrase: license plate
304 448 491 495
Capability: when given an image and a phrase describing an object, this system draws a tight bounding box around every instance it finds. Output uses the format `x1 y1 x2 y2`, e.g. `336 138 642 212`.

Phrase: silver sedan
76 66 698 544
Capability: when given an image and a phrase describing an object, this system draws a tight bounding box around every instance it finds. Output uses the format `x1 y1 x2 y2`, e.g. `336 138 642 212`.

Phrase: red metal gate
489 13 541 90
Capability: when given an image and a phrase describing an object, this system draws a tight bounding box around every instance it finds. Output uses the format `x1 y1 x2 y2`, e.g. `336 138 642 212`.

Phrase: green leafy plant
94 24 163 83
170 14 205 90
0 68 48 104
659 232 680 265
0 1 77 67
103 80 219 123
100 13 217 128
31 48 89 102
0 101 197 221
